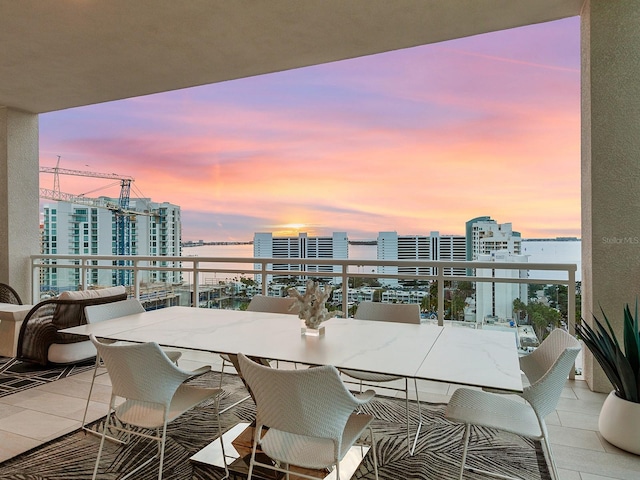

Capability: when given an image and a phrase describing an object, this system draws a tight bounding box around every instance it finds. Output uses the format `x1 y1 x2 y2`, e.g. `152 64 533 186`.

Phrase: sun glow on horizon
268 223 315 237
39 18 581 242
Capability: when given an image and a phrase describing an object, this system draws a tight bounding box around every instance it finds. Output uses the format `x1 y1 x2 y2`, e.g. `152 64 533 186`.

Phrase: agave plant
575 303 640 404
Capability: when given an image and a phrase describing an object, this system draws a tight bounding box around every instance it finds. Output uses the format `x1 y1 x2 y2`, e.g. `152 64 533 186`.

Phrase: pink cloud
40 18 581 241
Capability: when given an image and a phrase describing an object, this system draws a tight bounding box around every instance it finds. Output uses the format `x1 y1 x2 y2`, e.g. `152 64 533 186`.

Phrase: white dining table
62 305 522 478
62 305 522 392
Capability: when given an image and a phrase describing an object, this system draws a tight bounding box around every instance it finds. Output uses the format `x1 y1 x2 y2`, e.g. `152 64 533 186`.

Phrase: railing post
261 260 268 295
80 259 88 291
568 268 576 335
193 260 200 308
568 267 576 379
437 269 444 327
133 258 141 299
342 269 349 318
31 257 39 303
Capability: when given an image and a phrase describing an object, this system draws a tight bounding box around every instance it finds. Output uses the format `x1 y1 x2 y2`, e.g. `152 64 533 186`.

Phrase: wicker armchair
238 353 378 480
90 334 227 480
16 286 127 366
445 329 581 480
0 283 23 305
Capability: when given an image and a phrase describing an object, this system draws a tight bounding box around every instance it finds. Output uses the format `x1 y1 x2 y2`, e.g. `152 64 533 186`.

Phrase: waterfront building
253 232 348 284
475 251 528 323
465 216 522 261
41 199 182 291
377 231 466 286
381 289 428 304
332 286 375 305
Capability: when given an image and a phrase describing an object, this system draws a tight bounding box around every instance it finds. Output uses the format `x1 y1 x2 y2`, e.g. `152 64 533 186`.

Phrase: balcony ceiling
1 0 582 114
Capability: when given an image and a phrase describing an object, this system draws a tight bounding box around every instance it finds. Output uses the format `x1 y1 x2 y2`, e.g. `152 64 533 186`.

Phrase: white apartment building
332 286 375 305
41 199 182 291
475 251 528 323
381 289 428 304
377 231 466 286
253 232 348 284
465 216 522 261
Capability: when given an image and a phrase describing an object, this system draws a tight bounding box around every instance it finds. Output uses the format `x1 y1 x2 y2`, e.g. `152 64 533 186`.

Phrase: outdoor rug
0 371 551 480
0 356 95 398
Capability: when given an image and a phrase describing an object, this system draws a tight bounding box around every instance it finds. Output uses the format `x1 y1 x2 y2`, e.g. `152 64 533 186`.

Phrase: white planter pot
598 391 640 455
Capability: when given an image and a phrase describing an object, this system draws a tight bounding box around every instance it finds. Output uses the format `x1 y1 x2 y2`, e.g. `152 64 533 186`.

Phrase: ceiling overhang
0 0 583 114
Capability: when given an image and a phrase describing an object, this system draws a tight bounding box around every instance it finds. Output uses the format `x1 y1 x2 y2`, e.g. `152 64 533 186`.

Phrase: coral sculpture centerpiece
288 280 333 334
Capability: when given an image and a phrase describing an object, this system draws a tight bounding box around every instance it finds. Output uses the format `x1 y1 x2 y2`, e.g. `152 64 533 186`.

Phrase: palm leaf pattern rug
0 357 95 398
0 371 550 480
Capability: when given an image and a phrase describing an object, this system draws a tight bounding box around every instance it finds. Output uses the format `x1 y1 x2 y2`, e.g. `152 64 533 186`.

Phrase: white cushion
48 340 96 364
58 286 126 301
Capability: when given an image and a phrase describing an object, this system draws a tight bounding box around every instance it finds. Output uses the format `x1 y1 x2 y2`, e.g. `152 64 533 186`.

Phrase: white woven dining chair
218 294 298 388
238 353 379 480
89 334 228 480
81 299 184 436
339 301 423 455
445 328 581 480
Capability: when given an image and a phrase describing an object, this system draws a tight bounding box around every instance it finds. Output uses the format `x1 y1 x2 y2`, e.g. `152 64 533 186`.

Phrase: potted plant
576 303 640 454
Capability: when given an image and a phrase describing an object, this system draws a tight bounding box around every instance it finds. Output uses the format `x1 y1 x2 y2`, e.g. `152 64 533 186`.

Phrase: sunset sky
39 16 581 242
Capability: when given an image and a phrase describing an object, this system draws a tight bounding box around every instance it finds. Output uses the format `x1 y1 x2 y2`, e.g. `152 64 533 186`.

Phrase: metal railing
30 253 577 331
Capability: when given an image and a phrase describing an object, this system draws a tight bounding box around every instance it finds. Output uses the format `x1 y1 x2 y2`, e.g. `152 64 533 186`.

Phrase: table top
62 306 522 392
415 326 521 391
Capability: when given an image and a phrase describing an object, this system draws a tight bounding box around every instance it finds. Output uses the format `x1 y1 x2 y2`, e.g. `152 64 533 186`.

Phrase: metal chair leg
459 424 471 480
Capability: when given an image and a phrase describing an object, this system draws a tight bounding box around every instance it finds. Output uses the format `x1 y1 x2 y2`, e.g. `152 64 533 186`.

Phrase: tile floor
0 349 639 480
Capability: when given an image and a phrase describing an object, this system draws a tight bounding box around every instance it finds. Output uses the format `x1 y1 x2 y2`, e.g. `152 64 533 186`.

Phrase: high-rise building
465 216 522 261
253 232 348 284
41 199 182 291
377 231 466 286
475 251 528 323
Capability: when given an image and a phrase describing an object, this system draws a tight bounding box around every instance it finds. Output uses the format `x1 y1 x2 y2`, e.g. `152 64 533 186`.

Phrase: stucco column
0 108 39 302
581 1 640 392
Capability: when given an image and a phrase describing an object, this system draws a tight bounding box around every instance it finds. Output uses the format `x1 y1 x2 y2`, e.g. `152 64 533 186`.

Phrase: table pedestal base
190 422 370 480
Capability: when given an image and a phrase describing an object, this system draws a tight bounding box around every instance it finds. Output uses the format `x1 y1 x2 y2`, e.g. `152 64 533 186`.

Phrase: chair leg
247 426 261 480
410 377 423 456
405 378 411 454
83 356 129 444
369 426 379 480
82 355 100 430
157 423 168 480
219 357 228 390
404 378 423 456
92 402 116 480
542 434 560 480
215 396 230 479
458 424 471 480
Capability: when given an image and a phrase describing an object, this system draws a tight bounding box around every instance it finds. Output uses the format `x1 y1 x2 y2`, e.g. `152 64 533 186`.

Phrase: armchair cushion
17 286 127 365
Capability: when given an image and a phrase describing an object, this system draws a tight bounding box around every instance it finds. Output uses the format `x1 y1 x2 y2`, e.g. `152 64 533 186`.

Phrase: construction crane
39 161 154 285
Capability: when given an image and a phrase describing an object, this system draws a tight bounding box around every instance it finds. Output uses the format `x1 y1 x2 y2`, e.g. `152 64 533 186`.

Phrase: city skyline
39 17 580 242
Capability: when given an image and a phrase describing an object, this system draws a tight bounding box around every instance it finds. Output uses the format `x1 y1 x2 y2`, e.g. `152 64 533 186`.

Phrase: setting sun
271 223 311 236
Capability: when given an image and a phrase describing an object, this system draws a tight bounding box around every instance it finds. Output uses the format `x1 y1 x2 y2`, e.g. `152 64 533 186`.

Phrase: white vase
598 391 640 455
